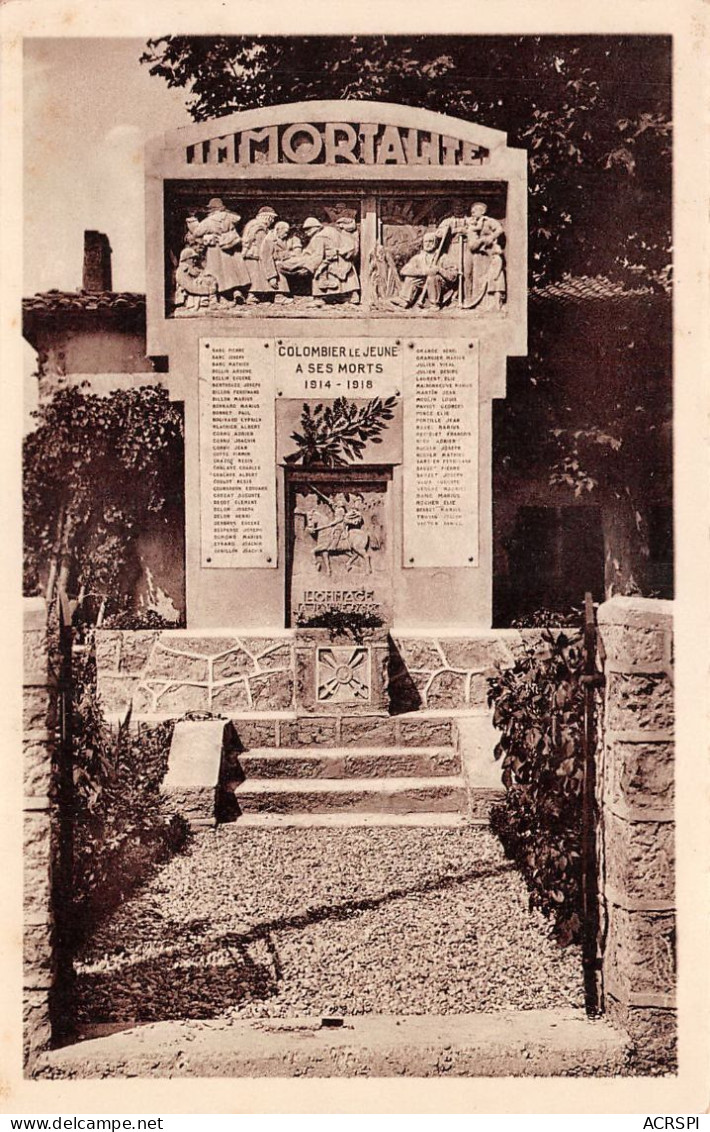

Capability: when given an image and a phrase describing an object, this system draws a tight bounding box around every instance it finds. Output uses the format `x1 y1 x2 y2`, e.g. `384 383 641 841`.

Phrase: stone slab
34 1009 630 1079
163 720 235 790
227 813 468 829
605 672 674 734
604 814 675 906
457 715 502 791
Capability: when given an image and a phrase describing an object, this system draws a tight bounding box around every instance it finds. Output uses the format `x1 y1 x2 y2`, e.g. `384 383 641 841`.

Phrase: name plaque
402 339 479 569
199 338 277 568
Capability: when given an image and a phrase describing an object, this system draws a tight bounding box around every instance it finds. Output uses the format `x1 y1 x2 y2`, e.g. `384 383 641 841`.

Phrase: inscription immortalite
403 339 479 568
199 338 277 568
187 122 488 167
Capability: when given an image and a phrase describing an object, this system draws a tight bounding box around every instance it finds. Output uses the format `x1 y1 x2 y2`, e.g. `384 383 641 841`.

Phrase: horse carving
300 490 375 576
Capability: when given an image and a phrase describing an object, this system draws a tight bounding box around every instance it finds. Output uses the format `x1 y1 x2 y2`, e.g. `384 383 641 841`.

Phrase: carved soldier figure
301 213 360 304
368 242 401 304
465 202 506 309
435 200 469 305
174 246 218 312
484 237 507 310
185 198 250 307
242 205 278 304
331 210 360 303
259 220 306 305
391 231 458 309
299 489 372 575
435 200 506 308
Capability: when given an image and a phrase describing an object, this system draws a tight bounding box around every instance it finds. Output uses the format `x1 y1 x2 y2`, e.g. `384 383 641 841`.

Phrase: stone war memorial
96 102 527 812
22 75 678 1082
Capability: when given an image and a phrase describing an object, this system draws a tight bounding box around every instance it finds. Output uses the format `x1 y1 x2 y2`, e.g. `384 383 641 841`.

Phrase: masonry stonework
23 599 57 1068
597 596 675 1070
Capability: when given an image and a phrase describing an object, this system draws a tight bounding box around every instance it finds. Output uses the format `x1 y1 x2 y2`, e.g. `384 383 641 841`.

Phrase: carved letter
461 140 484 165
377 125 406 164
403 129 422 163
358 123 379 164
207 135 237 164
441 135 461 165
418 132 441 165
281 123 323 163
324 122 359 163
238 126 278 165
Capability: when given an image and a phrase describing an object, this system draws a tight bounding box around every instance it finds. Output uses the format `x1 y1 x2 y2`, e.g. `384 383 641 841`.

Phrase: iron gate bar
53 588 76 1042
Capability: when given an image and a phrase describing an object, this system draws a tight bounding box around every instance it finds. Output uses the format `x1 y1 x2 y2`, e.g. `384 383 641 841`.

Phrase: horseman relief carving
296 487 378 577
289 475 393 628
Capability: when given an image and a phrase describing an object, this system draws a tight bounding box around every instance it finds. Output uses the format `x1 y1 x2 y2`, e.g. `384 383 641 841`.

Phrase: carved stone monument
111 101 528 814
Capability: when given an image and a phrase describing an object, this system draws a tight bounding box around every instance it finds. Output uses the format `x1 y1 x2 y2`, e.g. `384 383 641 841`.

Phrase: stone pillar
22 598 57 1066
596 596 675 1070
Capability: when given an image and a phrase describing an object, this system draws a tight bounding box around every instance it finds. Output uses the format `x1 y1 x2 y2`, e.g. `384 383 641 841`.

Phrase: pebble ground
75 826 584 1024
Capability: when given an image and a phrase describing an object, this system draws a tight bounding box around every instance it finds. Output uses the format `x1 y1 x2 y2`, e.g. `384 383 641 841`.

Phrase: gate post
596 596 675 1069
22 597 57 1066
23 596 74 1068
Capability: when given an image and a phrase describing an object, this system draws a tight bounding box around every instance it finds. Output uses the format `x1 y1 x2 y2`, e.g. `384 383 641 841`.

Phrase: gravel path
75 826 583 1023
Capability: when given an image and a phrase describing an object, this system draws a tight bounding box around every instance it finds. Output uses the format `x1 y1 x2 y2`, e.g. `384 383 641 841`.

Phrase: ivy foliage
71 643 189 942
295 607 384 642
285 396 397 466
23 385 184 612
487 623 587 947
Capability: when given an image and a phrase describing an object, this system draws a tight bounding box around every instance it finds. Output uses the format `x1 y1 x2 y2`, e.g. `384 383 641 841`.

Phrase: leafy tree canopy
140 34 671 290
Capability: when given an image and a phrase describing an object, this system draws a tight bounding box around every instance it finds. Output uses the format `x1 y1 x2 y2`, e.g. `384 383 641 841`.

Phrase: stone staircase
165 712 502 829
228 742 467 825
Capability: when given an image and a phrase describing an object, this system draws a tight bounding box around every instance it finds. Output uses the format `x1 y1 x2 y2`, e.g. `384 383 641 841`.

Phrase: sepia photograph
4 1 708 1114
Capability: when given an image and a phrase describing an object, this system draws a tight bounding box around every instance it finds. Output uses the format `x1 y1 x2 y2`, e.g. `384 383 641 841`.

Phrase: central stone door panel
285 466 393 633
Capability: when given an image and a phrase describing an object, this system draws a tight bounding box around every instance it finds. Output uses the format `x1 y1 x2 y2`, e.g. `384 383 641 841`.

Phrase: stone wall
597 596 675 1070
95 630 296 720
389 631 544 712
95 627 544 722
23 598 57 1067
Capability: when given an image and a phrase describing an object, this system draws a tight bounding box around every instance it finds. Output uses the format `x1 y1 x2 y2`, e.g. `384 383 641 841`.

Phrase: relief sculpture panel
170 195 361 315
166 187 506 318
371 196 506 313
287 471 393 630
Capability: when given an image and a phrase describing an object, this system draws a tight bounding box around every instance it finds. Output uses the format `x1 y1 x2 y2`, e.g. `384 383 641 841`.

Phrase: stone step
223 812 470 829
231 715 457 751
235 746 460 780
36 1009 631 1078
231 775 467 816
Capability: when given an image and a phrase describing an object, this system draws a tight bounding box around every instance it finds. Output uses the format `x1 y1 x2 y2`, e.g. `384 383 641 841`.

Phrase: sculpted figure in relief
391 230 458 309
466 201 506 310
435 200 506 309
185 198 250 307
259 220 308 304
301 211 360 305
241 205 279 304
367 243 401 304
298 489 373 576
174 246 218 311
